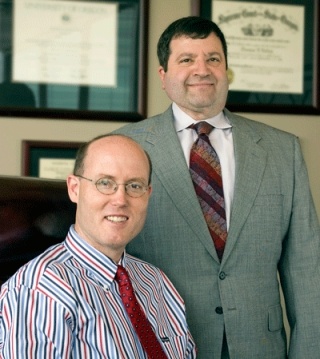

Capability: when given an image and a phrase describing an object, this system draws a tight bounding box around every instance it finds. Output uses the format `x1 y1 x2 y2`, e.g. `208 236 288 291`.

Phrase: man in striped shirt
0 134 196 358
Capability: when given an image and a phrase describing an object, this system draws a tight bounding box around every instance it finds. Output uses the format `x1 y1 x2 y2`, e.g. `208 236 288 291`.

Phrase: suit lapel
221 112 268 263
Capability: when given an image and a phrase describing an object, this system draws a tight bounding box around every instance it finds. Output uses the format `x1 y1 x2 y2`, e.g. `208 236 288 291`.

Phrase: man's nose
194 59 210 75
110 185 129 203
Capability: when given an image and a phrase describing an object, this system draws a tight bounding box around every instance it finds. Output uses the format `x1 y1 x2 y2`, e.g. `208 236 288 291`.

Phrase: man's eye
98 179 113 188
128 182 143 190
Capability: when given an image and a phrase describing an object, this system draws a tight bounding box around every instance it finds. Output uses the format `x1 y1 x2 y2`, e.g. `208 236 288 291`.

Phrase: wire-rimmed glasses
75 175 149 198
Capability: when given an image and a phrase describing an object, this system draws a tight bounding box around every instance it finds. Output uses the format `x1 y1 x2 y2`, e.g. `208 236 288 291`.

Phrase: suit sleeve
278 137 320 358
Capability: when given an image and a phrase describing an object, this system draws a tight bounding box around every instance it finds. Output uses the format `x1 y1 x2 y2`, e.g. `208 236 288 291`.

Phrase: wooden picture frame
22 140 84 179
191 0 320 114
0 0 149 122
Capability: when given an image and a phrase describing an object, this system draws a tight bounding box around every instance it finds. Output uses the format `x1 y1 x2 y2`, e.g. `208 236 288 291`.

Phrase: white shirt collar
172 102 232 132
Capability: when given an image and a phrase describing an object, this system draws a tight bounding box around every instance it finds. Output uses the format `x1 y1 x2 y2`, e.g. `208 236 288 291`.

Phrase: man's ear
158 66 166 89
67 175 80 204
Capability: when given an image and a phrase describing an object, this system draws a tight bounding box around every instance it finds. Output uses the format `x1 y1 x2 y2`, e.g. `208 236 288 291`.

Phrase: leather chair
0 175 75 285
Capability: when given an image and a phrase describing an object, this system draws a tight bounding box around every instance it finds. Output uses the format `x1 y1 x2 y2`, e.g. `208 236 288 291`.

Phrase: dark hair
73 134 153 185
157 16 228 71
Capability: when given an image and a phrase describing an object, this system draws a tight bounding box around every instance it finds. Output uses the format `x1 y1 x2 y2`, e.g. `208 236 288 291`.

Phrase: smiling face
67 136 152 262
159 33 229 120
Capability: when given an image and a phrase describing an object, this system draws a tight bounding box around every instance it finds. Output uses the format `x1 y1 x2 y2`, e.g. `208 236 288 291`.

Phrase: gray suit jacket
114 106 320 358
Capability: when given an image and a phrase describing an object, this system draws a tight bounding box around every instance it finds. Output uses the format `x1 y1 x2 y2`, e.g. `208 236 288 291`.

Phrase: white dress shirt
172 102 235 229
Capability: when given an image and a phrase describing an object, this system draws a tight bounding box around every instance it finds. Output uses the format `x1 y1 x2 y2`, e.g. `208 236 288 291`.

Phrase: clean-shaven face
67 136 152 262
159 33 229 120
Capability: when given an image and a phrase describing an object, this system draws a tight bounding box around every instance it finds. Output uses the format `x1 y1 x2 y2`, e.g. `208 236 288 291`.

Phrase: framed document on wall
192 0 320 114
0 0 149 121
22 140 84 179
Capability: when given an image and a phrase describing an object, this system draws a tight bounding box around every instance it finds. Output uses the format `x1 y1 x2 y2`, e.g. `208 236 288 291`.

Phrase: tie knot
191 121 213 136
115 265 130 287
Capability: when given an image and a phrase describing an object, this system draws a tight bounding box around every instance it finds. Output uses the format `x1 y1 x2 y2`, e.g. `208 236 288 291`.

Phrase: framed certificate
0 0 148 121
22 140 84 179
192 0 320 114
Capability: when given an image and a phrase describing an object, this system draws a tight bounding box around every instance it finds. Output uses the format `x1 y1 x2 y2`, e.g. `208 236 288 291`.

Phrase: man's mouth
106 216 128 223
188 82 214 87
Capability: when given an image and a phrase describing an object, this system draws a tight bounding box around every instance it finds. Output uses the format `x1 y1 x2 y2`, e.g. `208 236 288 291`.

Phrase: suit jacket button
215 306 223 314
219 271 226 280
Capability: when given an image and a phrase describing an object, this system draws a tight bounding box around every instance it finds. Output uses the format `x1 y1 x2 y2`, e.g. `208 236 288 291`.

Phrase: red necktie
115 265 168 359
189 122 227 260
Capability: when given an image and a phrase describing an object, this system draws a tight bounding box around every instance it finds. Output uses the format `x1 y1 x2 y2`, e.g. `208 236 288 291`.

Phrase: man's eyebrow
96 174 114 179
176 52 194 58
126 177 148 184
208 51 222 55
97 175 147 183
176 51 222 58
179 52 195 56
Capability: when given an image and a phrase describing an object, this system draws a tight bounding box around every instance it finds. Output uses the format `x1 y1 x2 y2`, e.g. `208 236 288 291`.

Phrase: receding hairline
73 134 153 184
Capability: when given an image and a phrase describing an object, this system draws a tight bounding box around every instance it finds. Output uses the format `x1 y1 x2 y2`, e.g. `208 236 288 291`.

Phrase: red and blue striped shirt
0 226 196 358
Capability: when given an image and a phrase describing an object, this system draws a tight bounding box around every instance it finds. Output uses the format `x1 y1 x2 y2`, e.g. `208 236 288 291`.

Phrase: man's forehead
170 33 222 47
86 138 147 163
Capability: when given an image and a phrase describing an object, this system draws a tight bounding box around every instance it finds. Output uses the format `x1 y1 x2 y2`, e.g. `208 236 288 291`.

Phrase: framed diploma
0 0 148 121
22 140 84 179
192 0 320 114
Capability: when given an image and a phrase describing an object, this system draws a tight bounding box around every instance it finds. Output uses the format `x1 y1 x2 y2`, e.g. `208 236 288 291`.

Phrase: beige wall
0 0 319 218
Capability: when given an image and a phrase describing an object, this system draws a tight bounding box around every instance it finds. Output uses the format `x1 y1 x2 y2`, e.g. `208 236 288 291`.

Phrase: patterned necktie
115 265 168 359
189 121 227 260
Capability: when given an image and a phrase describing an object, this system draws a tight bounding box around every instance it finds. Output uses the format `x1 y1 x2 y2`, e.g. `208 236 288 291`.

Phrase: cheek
161 73 170 90
77 194 102 219
216 69 229 83
164 68 187 84
134 201 149 223
163 74 186 95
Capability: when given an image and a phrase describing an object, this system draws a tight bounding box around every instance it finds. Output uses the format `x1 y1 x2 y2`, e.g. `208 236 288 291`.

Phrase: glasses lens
96 178 116 194
95 178 148 197
125 182 147 197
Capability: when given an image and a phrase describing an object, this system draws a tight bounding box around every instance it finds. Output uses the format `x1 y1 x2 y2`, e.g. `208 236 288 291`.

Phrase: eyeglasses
75 175 149 198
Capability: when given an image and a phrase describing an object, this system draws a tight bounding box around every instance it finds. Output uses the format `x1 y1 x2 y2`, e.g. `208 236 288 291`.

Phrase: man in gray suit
113 16 320 358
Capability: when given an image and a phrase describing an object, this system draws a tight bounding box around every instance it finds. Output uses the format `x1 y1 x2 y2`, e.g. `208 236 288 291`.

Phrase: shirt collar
172 102 232 132
65 225 126 289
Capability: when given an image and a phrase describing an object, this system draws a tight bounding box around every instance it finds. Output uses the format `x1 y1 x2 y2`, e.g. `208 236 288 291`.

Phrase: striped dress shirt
0 226 196 358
